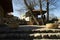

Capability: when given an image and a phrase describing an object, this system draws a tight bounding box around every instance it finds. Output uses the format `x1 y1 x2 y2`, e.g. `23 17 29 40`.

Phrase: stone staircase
0 25 60 40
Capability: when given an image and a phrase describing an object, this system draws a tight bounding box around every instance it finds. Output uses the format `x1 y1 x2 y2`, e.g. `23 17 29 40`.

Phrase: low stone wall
8 22 19 28
46 23 58 29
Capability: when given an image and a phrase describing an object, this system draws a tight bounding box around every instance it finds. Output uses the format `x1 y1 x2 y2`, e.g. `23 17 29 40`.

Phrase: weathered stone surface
0 6 4 24
46 23 58 29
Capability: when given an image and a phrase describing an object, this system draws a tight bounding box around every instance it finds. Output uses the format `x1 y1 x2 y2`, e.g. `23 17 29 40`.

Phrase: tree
46 0 49 22
46 0 57 22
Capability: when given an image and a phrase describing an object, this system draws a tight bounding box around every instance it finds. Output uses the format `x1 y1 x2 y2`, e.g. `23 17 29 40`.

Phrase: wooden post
39 0 44 25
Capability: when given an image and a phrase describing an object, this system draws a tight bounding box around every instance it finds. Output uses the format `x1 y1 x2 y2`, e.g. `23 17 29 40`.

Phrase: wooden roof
32 10 46 15
26 10 46 17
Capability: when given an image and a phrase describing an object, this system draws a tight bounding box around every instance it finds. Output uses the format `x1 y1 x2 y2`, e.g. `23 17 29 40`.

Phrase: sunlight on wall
19 14 30 21
25 17 30 21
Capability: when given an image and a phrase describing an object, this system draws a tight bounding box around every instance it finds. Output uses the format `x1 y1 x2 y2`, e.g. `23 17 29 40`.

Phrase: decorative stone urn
46 23 58 29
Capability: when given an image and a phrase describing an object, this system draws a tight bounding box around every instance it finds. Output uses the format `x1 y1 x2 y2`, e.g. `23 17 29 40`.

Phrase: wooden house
25 10 47 25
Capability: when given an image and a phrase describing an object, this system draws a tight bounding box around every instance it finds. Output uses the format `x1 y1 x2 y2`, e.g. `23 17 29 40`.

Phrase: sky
12 0 60 19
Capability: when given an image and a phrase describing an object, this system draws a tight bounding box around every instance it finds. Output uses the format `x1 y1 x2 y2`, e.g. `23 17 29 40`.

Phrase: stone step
1 29 60 33
0 33 60 39
30 33 60 39
0 26 60 39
